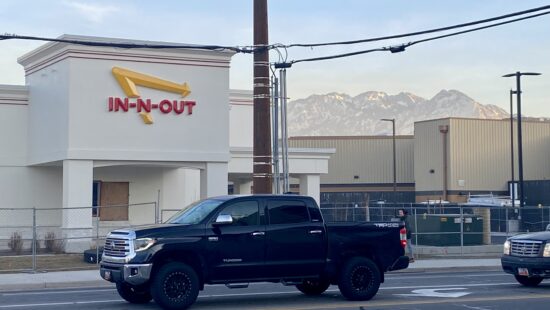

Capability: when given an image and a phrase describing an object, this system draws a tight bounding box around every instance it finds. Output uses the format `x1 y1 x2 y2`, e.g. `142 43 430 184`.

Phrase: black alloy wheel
151 262 199 310
338 257 381 301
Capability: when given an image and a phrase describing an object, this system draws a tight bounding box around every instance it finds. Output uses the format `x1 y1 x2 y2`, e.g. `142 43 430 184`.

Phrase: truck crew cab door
264 199 327 278
206 199 266 281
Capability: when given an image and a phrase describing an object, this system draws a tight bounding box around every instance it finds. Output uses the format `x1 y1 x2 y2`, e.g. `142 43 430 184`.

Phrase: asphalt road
1 270 549 310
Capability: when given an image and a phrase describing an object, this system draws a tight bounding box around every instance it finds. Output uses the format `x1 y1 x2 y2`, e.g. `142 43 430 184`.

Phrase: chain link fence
319 202 550 256
3 200 550 272
0 202 157 273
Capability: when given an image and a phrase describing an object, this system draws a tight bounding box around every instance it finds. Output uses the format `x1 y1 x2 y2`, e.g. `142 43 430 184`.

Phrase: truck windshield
165 199 224 224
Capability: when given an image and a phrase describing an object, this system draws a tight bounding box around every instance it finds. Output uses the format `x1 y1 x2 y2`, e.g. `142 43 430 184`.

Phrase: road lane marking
1 293 550 309
1 289 114 296
1 282 517 298
260 293 550 310
198 282 517 299
396 288 470 298
386 273 509 280
379 282 515 290
0 300 121 308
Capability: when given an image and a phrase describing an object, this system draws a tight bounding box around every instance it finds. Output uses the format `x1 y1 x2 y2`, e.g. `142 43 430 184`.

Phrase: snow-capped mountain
287 89 509 136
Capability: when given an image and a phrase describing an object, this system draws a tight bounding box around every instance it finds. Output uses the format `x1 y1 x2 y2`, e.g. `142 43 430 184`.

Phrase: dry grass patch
0 254 97 273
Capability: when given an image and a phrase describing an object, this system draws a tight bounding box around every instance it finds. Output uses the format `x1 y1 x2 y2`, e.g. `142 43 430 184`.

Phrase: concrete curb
0 281 112 292
395 266 502 274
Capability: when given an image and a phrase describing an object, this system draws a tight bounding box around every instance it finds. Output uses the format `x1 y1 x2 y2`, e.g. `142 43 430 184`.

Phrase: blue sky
1 0 549 116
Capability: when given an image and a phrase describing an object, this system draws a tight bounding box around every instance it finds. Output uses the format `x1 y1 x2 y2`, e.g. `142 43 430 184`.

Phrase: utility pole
253 0 272 193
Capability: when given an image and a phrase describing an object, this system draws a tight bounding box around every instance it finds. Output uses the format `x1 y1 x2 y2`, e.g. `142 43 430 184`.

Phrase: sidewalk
0 257 502 292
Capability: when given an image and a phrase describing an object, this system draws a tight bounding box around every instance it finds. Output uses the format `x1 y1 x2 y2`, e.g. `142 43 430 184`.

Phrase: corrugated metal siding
521 122 550 181
289 137 414 184
414 119 449 192
449 119 550 191
450 119 512 191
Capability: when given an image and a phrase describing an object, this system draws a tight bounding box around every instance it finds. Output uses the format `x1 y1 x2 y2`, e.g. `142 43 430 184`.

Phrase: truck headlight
503 240 511 255
134 238 155 252
544 244 550 257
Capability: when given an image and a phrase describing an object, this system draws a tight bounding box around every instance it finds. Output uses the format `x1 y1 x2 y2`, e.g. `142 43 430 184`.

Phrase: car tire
296 279 331 295
116 282 152 304
514 275 543 287
338 257 381 301
151 262 199 310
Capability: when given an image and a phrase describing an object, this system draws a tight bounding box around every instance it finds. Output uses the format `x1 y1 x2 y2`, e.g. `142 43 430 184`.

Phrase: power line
1 5 548 60
284 4 550 48
407 10 550 48
290 10 550 65
0 34 258 54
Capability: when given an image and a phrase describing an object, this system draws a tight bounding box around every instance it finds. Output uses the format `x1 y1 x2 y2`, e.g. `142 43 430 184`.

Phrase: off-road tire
151 262 199 310
338 257 381 301
296 279 331 295
116 282 152 304
514 275 543 287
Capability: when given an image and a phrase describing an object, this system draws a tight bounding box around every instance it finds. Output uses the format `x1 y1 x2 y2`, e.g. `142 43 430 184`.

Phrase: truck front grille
102 230 136 263
104 237 131 257
511 240 542 257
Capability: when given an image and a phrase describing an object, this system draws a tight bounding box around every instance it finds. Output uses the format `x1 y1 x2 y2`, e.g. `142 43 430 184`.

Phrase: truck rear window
268 200 309 225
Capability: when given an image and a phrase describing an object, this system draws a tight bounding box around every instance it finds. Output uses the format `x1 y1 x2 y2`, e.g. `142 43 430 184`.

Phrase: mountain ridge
287 89 511 136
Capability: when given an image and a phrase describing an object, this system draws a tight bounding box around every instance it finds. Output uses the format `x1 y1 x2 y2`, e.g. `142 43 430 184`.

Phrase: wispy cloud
64 1 119 23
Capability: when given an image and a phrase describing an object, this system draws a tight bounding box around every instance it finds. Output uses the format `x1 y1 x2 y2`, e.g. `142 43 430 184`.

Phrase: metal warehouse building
290 117 550 204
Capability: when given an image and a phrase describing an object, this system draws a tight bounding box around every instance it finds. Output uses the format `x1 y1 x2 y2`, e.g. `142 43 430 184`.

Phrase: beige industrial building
290 117 550 203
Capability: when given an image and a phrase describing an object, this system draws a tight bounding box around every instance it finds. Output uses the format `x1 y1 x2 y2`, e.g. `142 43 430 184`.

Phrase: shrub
8 232 23 254
44 232 65 254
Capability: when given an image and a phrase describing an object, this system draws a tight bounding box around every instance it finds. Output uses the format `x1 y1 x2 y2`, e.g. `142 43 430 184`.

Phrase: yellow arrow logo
112 66 191 98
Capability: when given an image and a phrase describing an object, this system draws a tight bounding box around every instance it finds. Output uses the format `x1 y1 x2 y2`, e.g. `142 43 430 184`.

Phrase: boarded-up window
99 182 129 221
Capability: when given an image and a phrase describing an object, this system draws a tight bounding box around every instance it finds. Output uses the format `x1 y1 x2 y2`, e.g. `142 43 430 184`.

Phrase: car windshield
165 199 224 224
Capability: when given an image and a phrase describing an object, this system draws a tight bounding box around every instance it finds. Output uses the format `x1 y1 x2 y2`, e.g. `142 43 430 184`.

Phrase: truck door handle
309 230 323 234
252 232 265 236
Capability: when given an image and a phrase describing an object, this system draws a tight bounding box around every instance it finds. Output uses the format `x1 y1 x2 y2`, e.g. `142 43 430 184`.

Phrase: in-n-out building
0 35 333 252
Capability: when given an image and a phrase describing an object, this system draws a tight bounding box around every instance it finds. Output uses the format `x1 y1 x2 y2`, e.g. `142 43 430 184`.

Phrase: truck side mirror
213 214 233 226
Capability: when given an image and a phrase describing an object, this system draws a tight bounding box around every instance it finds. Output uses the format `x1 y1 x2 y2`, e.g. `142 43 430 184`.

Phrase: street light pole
503 72 541 208
509 89 516 208
381 119 397 203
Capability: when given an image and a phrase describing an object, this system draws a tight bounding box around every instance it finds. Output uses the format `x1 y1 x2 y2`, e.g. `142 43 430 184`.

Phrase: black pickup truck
100 194 409 310
501 224 550 286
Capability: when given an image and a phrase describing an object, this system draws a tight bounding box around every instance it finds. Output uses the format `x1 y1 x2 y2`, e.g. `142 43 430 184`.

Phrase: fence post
155 202 160 224
32 207 37 273
413 205 418 251
96 213 100 265
505 207 509 237
460 206 464 256
156 190 161 224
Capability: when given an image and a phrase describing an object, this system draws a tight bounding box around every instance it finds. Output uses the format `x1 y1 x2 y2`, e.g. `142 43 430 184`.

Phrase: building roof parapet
17 34 235 72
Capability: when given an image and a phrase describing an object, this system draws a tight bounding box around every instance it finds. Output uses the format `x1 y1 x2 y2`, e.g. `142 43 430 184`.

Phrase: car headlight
503 240 511 255
134 238 156 252
544 244 550 257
